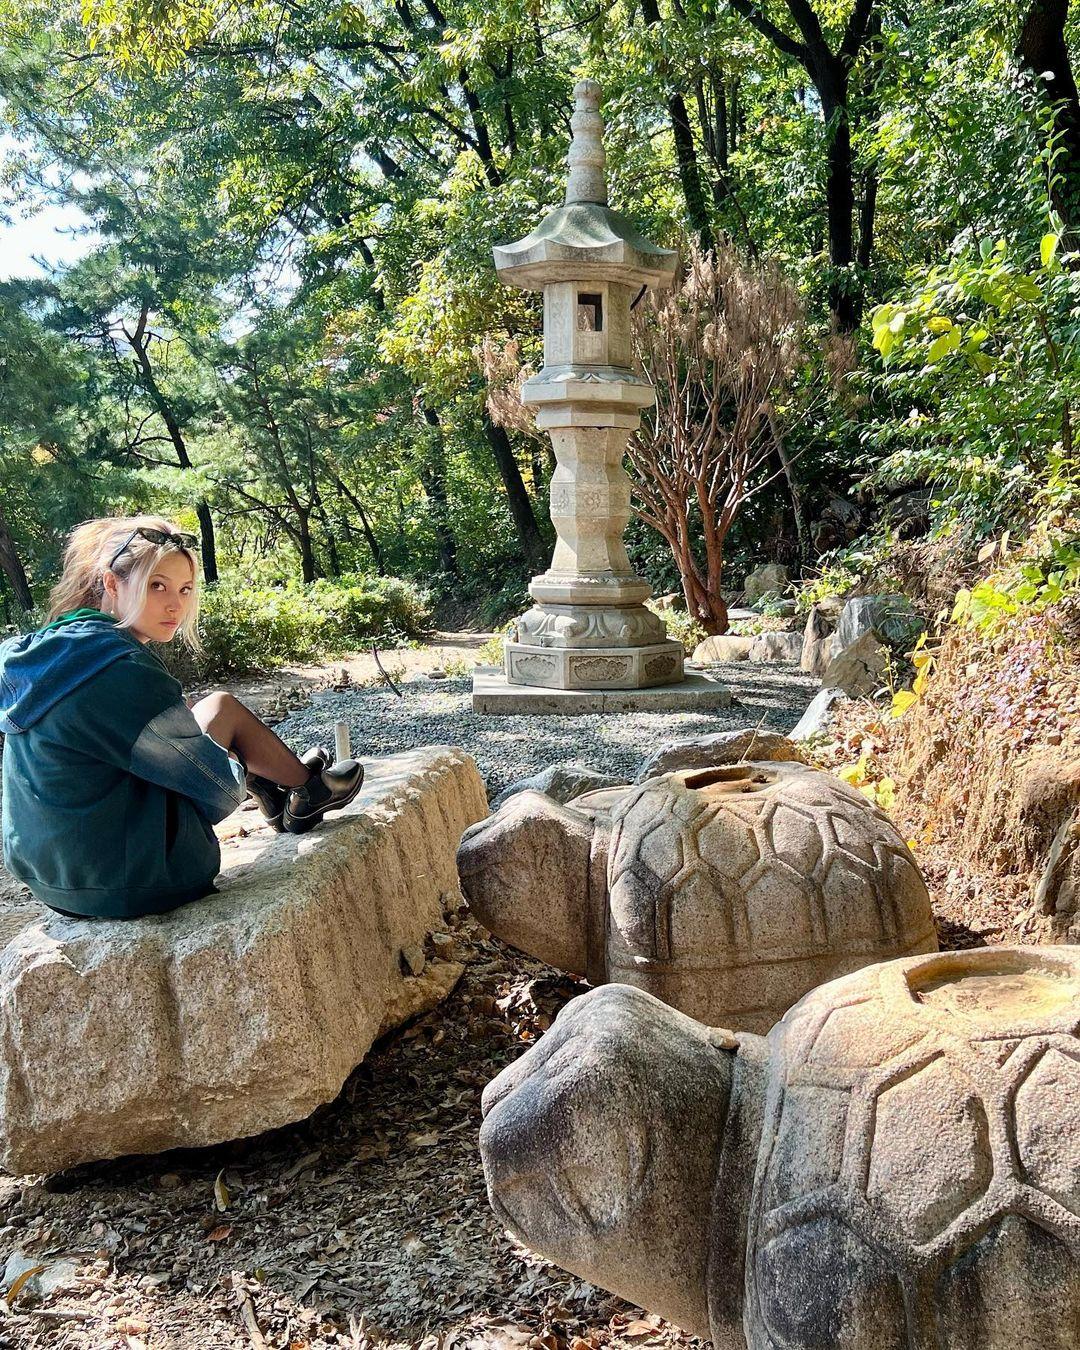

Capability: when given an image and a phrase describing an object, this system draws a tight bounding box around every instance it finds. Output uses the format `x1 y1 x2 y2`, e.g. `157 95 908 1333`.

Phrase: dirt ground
0 917 701 1350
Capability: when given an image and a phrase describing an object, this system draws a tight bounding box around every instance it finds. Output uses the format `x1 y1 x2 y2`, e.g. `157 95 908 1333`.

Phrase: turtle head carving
458 790 597 975
481 949 1080 1349
479 984 753 1339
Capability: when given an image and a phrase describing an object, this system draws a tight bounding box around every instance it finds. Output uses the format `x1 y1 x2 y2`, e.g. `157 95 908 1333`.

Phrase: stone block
459 760 936 1031
471 668 732 715
505 639 684 690
0 747 487 1175
744 563 790 606
692 635 754 663
634 729 804 782
480 945 1080 1349
822 632 890 696
748 631 803 663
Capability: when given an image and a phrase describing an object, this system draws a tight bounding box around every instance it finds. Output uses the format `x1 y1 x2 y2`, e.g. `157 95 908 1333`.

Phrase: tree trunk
640 0 714 250
297 509 317 583
419 406 460 578
128 313 220 581
195 500 218 584
768 411 811 568
481 413 548 568
0 504 33 611
332 473 386 575
819 74 858 331
1017 0 1080 227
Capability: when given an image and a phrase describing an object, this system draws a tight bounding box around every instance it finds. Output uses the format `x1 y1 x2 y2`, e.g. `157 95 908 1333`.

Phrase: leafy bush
865 230 1080 537
176 573 430 677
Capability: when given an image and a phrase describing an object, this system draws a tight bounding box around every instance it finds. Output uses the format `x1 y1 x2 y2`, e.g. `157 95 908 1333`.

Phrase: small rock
748 631 803 663
492 763 628 810
822 633 890 696
692 635 754 663
430 932 456 960
790 687 848 741
400 945 426 977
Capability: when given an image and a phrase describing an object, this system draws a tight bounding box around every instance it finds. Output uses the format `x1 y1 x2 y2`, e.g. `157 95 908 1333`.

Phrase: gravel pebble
277 662 820 801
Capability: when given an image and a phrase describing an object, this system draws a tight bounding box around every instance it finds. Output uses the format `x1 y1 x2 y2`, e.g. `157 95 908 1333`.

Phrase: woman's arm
129 701 247 824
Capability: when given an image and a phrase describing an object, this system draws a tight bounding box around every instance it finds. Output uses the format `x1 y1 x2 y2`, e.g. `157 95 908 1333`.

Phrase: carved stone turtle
479 945 1080 1349
458 761 937 1031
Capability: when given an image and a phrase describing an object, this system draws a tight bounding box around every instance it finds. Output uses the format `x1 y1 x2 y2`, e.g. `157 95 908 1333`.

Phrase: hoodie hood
0 610 141 734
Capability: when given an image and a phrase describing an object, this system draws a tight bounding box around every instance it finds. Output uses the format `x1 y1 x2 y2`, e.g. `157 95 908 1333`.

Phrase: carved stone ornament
491 79 683 691
480 945 1080 1348
458 760 937 1032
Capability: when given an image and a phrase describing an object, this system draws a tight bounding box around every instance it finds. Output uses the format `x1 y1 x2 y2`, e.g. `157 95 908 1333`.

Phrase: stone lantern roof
493 80 677 292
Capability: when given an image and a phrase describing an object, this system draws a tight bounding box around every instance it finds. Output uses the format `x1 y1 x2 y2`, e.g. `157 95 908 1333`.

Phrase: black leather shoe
246 745 331 832
283 759 365 835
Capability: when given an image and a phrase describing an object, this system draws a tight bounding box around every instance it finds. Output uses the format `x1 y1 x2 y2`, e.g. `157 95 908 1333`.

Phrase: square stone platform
472 666 733 715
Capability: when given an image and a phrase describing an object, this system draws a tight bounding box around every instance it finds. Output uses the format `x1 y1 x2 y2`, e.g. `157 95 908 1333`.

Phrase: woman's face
112 549 196 644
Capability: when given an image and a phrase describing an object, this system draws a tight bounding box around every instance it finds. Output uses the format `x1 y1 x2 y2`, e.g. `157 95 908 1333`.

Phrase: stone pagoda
494 80 684 691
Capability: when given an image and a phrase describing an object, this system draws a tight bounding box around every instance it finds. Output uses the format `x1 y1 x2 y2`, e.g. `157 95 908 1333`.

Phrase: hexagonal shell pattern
741 946 1080 1350
606 762 937 1030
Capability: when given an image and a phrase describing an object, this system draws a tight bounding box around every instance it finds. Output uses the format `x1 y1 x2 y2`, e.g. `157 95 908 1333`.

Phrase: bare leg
190 692 309 787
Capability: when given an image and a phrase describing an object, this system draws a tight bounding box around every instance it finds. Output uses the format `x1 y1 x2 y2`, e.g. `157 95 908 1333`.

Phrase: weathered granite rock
652 593 686 612
692 635 754 663
747 631 803 663
822 632 890 695
634 729 804 783
833 592 924 654
480 945 1080 1349
459 761 936 1031
0 746 487 1175
492 762 628 810
800 603 837 677
1037 807 1080 939
744 563 790 606
789 687 848 741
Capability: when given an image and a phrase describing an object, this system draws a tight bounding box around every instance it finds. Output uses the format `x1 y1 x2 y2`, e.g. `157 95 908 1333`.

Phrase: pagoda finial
565 79 607 207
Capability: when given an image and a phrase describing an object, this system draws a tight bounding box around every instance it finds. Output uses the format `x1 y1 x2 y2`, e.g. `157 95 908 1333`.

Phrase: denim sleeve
129 702 247 825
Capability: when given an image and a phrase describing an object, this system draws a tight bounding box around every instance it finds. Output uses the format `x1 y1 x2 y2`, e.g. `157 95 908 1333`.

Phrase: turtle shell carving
479 946 1080 1350
458 760 937 1031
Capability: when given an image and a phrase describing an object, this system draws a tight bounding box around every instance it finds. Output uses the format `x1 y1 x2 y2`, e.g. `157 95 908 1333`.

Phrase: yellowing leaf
5 1265 45 1304
213 1169 230 1212
926 316 952 334
890 690 918 719
1041 233 1060 267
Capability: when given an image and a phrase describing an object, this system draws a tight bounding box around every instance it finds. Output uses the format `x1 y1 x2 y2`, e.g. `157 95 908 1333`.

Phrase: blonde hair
48 515 203 651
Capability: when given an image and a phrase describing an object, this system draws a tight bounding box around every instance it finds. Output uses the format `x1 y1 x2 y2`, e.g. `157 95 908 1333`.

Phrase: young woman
0 515 363 920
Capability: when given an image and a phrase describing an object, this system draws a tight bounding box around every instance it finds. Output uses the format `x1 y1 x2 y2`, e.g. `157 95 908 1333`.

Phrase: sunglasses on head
107 527 200 572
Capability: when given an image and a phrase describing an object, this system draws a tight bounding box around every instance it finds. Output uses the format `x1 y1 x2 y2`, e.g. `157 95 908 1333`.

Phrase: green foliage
865 229 1080 534
657 607 707 654
952 533 1080 634
192 573 430 676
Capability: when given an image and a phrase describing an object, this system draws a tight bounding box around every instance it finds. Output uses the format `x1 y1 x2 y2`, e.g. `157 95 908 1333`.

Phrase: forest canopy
0 0 1077 659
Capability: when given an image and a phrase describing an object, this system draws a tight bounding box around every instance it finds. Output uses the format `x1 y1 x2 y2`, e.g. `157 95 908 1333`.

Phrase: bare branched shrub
629 239 805 633
477 337 541 442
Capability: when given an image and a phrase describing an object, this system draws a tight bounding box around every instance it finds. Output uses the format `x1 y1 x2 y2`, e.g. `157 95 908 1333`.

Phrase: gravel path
277 662 820 800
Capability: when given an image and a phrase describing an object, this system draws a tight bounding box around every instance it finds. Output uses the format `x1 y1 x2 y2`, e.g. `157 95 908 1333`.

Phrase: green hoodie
0 610 246 919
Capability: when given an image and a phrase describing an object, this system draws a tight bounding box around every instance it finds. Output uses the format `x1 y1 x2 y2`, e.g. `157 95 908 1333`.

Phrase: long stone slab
472 667 733 715
0 746 487 1175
